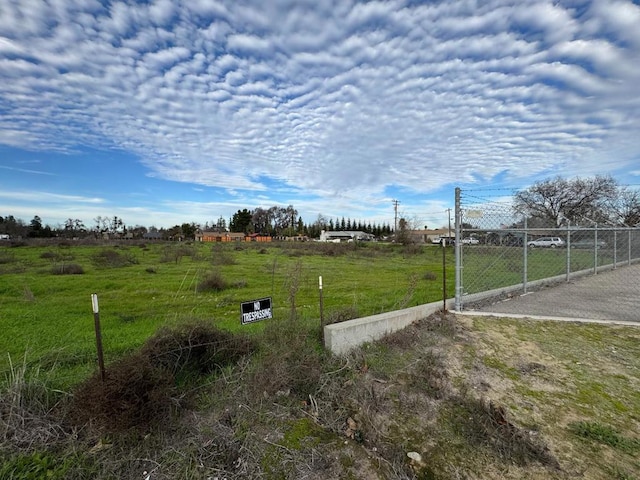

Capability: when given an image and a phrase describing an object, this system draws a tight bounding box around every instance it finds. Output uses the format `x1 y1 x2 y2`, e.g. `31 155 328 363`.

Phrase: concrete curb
323 298 455 355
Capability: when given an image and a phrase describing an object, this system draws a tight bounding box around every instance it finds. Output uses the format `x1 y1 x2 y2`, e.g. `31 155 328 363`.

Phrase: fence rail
454 187 640 311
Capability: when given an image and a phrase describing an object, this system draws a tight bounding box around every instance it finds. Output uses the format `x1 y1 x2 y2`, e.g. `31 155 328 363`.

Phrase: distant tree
230 209 253 233
30 216 42 232
252 207 271 234
129 225 148 239
396 217 414 245
181 222 198 240
514 175 618 227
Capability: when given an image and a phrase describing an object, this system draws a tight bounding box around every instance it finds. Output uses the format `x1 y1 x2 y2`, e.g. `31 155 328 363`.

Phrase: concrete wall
323 299 454 355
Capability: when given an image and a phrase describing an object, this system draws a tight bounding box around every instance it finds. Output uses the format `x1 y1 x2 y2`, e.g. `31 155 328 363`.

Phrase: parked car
460 237 480 245
570 239 607 249
527 237 565 248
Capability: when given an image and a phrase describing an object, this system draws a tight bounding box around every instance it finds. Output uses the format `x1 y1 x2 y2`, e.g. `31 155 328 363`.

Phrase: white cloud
1 0 639 224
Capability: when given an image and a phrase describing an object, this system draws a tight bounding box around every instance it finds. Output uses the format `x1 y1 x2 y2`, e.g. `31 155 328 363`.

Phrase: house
143 231 163 241
408 228 453 244
196 231 246 242
319 230 375 242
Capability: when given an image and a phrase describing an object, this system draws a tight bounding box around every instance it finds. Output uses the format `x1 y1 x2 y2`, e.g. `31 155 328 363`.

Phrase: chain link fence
454 188 640 315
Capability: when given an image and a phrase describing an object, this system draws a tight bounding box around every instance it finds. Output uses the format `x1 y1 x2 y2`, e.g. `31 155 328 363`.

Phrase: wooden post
91 293 106 382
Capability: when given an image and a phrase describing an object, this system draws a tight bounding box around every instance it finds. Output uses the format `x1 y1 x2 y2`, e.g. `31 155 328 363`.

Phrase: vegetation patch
91 248 138 268
70 321 257 433
447 397 560 468
197 271 230 292
569 421 640 454
51 263 84 275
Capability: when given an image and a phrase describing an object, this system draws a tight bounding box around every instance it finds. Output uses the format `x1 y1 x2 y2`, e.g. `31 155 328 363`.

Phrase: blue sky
1 0 640 230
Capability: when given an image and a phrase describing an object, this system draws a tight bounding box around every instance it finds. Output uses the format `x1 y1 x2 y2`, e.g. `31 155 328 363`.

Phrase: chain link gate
454 187 640 313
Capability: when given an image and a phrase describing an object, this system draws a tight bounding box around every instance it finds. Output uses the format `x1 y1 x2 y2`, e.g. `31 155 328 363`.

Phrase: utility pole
392 199 400 233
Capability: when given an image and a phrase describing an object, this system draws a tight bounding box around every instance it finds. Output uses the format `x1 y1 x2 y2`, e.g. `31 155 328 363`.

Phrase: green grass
0 241 454 389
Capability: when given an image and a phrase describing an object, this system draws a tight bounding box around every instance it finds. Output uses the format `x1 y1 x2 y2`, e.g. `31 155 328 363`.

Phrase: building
195 231 247 242
319 230 375 242
408 228 453 244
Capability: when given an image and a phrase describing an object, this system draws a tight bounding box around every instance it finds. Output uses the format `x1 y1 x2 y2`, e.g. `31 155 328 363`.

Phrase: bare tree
514 175 618 227
607 187 640 226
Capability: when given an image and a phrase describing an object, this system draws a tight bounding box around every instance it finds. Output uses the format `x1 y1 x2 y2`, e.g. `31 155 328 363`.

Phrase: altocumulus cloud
1 0 640 210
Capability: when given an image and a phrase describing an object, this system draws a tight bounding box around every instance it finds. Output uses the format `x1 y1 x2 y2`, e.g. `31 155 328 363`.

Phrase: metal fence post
454 187 462 311
613 230 617 269
523 216 528 293
566 219 571 281
594 224 598 275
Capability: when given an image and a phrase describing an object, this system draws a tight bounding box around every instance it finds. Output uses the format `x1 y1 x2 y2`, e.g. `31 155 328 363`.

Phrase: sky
1 0 640 231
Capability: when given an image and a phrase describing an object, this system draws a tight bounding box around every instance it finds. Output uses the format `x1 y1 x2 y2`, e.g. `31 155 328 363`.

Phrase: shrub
197 271 228 292
326 306 359 324
51 263 84 275
91 249 138 268
70 353 176 433
250 319 325 400
211 244 236 265
160 245 196 264
141 322 256 378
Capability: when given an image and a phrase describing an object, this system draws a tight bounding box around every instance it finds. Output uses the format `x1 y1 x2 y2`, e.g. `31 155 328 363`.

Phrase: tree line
0 207 393 241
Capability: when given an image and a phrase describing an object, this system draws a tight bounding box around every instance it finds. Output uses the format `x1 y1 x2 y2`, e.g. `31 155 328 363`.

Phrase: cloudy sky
1 0 639 230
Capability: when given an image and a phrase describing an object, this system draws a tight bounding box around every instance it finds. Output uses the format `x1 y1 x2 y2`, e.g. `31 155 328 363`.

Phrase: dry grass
1 313 638 479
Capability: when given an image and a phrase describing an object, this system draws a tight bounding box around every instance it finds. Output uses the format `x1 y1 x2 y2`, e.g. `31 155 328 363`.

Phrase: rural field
1 240 639 479
0 240 453 388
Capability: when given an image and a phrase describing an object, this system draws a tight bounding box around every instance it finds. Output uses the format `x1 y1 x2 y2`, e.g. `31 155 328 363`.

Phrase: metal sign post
91 293 106 382
319 276 325 343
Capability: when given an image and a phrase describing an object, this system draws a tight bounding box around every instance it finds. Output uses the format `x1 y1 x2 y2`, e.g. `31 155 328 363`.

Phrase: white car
460 237 479 245
527 237 565 248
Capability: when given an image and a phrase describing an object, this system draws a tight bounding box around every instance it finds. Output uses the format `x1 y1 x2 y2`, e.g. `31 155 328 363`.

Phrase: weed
0 451 97 479
211 244 237 265
569 421 640 454
197 271 228 292
69 352 176 433
326 306 359 324
91 249 138 268
141 321 256 378
0 354 67 450
422 271 438 281
447 397 560 468
160 245 196 264
0 250 16 264
22 286 35 302
51 263 84 275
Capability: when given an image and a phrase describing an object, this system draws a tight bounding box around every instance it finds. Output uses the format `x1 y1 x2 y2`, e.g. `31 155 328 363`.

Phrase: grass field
1 240 639 479
0 240 454 388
